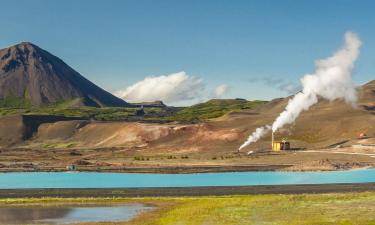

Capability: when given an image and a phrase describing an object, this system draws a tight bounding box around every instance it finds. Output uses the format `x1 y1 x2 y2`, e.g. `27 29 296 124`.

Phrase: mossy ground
1 192 375 225
0 98 266 122
163 99 266 122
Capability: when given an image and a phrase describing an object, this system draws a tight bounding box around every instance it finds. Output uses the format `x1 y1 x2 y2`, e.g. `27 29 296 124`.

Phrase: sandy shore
0 164 291 173
1 151 374 173
1 147 374 173
0 163 373 173
1 183 375 198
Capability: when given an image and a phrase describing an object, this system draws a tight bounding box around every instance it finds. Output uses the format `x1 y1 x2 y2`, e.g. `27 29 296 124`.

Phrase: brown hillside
0 42 128 107
0 81 374 172
0 80 374 154
213 80 375 150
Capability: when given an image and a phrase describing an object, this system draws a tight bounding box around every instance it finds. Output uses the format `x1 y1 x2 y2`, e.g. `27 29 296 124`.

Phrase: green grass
0 96 31 108
0 98 267 122
151 193 375 225
1 192 374 225
0 105 158 120
0 102 143 121
40 142 78 149
37 107 137 120
163 99 267 122
0 107 29 116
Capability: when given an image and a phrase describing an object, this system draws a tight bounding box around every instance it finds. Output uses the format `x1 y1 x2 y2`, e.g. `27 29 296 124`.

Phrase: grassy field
1 192 375 225
163 99 266 122
0 98 266 122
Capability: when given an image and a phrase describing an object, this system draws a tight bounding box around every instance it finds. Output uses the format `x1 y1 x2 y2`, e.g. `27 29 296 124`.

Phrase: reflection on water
0 207 71 224
0 204 153 224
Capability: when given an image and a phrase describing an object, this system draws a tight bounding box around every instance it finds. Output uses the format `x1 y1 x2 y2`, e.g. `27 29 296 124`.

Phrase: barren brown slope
2 81 374 155
0 82 374 172
0 42 128 107
211 80 375 151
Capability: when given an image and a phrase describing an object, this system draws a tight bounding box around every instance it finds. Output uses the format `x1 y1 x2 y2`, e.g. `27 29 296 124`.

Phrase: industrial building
271 132 290 151
272 140 290 151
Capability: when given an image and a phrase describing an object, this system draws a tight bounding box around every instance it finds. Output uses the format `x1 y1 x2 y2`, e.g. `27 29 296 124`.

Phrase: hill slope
0 81 374 172
1 82 373 150
164 99 266 121
0 42 128 107
215 80 375 150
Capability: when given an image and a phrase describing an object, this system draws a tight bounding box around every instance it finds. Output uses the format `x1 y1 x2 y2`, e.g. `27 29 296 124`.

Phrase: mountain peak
0 43 128 107
5 42 40 54
15 41 36 47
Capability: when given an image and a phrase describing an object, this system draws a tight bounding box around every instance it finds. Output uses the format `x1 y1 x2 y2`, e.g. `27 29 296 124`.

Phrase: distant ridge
130 100 167 108
0 42 128 107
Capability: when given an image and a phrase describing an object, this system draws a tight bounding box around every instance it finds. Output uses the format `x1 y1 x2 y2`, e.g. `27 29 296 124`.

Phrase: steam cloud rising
239 32 362 151
239 125 271 150
214 84 230 98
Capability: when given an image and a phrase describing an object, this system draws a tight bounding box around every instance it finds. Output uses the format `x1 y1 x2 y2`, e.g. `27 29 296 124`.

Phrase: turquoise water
0 169 375 189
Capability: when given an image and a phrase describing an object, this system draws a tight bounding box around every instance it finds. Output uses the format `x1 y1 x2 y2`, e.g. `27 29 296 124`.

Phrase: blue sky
1 0 374 105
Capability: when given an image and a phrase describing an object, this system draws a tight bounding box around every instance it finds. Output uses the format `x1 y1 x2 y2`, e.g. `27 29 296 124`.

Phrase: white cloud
115 71 205 105
213 84 230 98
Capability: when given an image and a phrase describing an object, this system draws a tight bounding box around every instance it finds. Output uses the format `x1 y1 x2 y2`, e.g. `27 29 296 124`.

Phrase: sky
0 0 374 105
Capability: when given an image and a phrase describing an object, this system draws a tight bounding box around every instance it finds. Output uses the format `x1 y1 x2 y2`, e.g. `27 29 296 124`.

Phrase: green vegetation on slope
0 98 266 122
30 106 140 120
0 96 31 108
1 192 375 225
163 99 266 122
0 98 150 120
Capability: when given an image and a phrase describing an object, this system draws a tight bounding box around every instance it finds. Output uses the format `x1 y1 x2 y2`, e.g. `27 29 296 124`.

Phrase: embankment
1 183 375 198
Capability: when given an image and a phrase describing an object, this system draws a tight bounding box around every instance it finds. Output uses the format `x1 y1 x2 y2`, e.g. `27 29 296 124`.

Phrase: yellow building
272 141 290 151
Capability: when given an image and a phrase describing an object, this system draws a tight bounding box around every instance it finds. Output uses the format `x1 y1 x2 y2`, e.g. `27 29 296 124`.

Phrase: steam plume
214 84 230 98
239 31 362 150
239 125 271 150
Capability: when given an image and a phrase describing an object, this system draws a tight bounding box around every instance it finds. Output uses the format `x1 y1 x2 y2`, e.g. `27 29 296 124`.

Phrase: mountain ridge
0 42 128 107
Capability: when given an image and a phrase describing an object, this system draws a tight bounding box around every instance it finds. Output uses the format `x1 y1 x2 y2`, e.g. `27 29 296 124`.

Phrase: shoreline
1 183 375 198
1 164 373 174
0 165 291 174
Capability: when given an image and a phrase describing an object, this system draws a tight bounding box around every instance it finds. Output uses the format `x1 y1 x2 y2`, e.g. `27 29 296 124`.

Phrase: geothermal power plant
239 31 362 153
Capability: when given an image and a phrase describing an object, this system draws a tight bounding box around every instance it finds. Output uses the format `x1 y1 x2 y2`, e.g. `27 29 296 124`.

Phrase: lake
0 204 154 224
0 169 375 188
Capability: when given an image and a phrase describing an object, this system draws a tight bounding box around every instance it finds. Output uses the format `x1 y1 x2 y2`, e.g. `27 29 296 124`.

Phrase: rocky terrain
0 42 374 172
0 42 128 107
0 80 374 172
